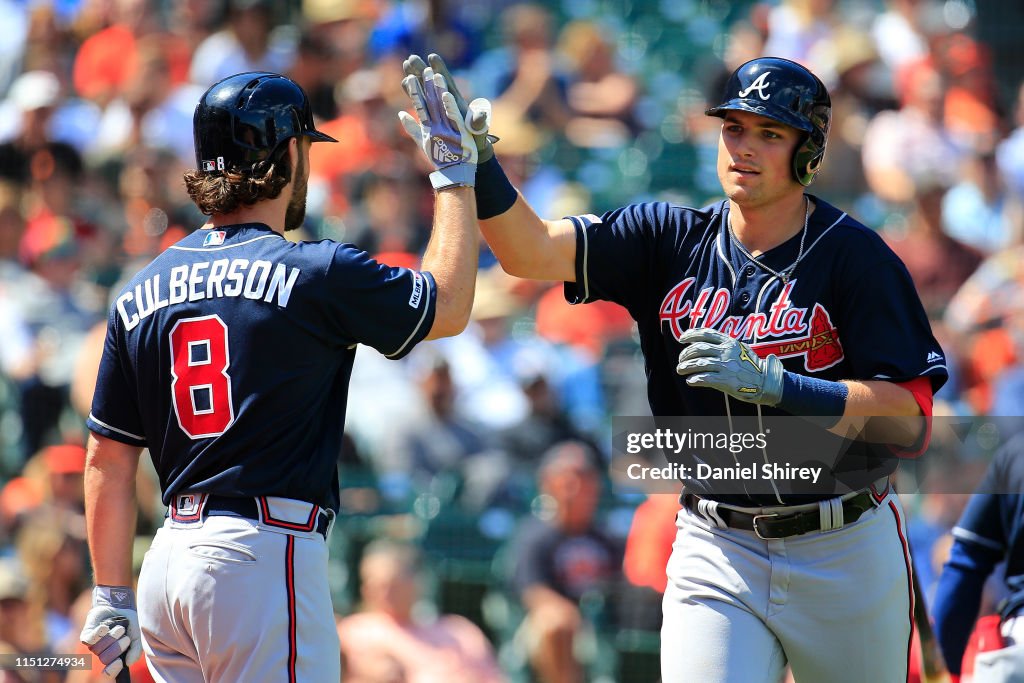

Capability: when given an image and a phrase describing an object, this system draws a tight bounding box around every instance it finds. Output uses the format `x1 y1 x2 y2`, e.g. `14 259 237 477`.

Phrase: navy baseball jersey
934 433 1024 673
565 197 948 503
87 223 436 512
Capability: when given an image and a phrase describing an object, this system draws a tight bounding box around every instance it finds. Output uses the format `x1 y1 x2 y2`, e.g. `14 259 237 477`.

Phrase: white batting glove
398 66 485 190
676 328 785 405
404 53 495 162
80 586 141 679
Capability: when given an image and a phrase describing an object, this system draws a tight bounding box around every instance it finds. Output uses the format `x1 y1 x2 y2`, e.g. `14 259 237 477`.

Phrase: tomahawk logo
738 72 772 100
432 138 460 164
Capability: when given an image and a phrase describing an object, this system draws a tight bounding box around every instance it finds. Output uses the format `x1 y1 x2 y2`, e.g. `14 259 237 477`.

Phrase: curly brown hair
183 159 292 216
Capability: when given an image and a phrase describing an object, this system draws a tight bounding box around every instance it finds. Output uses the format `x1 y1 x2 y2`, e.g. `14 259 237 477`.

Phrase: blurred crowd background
0 0 1022 681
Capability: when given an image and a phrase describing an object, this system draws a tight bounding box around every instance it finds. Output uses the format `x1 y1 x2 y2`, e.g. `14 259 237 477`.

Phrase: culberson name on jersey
117 258 301 331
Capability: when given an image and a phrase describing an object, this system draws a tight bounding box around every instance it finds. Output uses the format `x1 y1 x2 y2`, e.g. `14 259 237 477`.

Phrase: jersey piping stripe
888 499 914 683
168 234 281 252
386 272 433 359
87 414 146 442
952 526 1004 552
285 535 298 683
799 211 847 260
714 221 737 287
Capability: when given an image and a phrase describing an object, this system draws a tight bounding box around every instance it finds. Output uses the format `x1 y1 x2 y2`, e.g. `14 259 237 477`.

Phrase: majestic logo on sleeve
659 278 844 372
738 72 772 100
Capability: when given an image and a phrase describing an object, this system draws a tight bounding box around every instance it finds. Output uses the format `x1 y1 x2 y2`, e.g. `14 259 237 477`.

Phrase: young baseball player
405 54 948 682
79 69 483 681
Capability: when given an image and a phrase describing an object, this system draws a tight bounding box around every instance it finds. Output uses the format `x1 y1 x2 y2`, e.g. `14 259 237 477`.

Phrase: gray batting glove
404 53 494 162
676 328 785 406
398 66 482 190
80 585 141 679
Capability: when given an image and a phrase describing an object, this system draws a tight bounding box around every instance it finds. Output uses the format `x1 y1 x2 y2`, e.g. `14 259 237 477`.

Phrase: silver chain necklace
727 196 810 284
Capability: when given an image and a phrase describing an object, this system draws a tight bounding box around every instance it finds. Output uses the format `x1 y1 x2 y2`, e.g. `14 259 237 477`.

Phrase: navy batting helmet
193 72 337 176
706 57 831 186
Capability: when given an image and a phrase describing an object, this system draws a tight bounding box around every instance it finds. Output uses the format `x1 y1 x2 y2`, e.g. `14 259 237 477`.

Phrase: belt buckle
752 512 780 540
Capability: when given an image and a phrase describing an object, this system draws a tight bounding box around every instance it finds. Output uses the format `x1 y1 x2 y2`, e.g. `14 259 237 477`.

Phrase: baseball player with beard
405 54 949 682
79 70 482 681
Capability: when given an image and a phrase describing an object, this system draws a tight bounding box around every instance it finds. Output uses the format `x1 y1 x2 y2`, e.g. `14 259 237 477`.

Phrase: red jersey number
169 315 234 438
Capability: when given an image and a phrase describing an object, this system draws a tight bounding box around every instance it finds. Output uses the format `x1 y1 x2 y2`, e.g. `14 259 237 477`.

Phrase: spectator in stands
72 0 162 109
498 359 602 481
936 33 1001 150
557 20 640 149
942 144 1017 255
0 558 62 683
91 36 201 162
883 176 983 318
379 352 498 500
343 171 428 256
367 0 479 70
763 0 839 70
0 146 104 455
338 540 505 683
509 441 623 683
188 0 296 87
0 70 61 186
15 507 88 648
871 0 931 73
944 243 1024 415
809 28 888 202
476 4 571 131
862 57 964 205
309 65 410 221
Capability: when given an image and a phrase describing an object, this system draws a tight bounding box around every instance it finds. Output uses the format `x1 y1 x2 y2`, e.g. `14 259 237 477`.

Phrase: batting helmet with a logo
193 72 337 176
706 57 831 186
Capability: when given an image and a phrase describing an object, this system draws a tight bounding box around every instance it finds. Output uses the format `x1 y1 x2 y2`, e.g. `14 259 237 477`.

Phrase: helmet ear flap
792 134 826 186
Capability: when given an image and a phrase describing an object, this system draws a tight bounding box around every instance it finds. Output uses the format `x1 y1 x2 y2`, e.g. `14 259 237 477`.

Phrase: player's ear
285 137 300 178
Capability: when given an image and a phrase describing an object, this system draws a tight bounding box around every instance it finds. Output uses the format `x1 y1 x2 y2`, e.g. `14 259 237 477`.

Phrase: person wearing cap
508 441 622 683
408 52 946 682
79 69 483 681
0 70 61 185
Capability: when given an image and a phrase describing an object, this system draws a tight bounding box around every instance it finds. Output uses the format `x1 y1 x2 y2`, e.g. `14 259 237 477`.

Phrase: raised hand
404 53 494 162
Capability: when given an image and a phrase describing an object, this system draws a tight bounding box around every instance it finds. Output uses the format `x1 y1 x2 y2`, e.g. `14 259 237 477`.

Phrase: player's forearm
829 380 925 446
933 540 999 675
423 186 479 340
85 433 141 587
480 194 563 279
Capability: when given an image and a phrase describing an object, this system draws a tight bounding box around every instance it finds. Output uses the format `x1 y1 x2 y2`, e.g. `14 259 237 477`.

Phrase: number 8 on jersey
169 315 235 438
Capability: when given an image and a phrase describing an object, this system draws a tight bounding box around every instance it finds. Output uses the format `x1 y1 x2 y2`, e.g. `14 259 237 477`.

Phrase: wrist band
94 585 136 610
778 372 848 423
474 155 518 219
429 163 476 190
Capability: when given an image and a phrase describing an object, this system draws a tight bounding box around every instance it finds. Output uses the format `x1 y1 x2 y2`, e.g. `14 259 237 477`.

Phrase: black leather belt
683 491 878 540
174 495 331 539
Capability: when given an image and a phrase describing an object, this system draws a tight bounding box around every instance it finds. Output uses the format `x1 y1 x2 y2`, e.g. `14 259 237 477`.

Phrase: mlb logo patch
202 156 226 172
203 231 226 247
176 494 200 516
